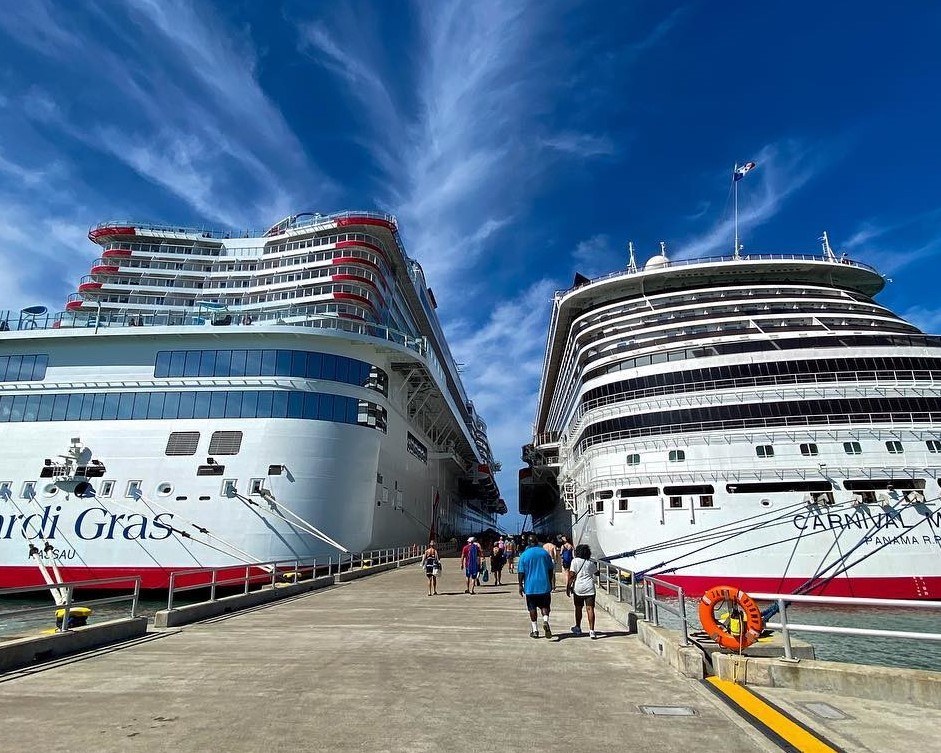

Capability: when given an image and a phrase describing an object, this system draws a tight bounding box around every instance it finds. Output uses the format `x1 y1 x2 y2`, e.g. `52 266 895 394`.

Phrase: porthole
760 498 772 507
42 483 59 497
157 483 173 497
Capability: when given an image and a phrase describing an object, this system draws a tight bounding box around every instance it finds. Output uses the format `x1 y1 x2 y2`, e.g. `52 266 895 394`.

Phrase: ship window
595 498 604 513
756 445 774 458
668 450 685 462
800 443 819 456
618 487 659 497
843 441 862 455
249 478 264 494
618 499 629 511
626 453 641 465
21 481 36 499
885 440 904 454
699 495 714 508
598 490 613 499
208 431 243 455
99 480 114 498
166 431 200 456
927 440 941 453
668 496 683 509
126 480 141 499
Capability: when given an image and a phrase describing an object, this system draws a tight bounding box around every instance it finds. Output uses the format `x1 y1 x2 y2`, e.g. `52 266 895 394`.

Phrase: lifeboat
78 282 102 292
335 216 395 231
102 248 132 258
90 264 120 275
65 300 83 311
88 226 135 242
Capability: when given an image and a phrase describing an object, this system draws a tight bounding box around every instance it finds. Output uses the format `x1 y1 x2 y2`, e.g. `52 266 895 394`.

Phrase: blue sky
1 1 939 531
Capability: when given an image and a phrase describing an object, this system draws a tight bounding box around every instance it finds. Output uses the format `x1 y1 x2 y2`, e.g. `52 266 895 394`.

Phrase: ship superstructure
0 211 503 588
525 238 941 598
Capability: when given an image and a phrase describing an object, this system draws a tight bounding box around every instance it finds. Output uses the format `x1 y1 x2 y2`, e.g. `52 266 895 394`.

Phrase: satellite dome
644 242 670 270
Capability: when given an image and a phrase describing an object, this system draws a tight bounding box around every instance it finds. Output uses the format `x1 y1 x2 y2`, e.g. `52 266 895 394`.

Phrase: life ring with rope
698 585 764 650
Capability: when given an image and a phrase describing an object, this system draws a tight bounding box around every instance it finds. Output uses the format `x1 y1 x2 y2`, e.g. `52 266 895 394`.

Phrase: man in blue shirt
517 535 555 638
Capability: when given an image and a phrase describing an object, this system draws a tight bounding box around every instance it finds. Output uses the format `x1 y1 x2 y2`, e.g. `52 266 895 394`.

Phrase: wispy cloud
842 207 941 275
571 234 625 278
677 141 827 259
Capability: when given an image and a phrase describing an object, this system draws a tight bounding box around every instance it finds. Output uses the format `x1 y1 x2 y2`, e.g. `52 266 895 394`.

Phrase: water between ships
2 594 940 674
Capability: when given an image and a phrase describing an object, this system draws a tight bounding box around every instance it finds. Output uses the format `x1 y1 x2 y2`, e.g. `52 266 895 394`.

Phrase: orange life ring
698 585 764 650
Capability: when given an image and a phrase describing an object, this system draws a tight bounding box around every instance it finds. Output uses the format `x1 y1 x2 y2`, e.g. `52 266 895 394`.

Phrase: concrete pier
1 559 939 752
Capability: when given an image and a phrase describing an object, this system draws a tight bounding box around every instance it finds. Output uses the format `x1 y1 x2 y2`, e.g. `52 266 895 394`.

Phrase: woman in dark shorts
566 543 599 638
422 541 440 596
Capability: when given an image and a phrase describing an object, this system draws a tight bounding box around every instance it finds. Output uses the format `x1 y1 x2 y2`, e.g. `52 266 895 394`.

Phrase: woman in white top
566 543 599 638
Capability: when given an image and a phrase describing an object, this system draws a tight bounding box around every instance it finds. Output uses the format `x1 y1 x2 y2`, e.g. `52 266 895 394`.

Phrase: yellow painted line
705 677 841 753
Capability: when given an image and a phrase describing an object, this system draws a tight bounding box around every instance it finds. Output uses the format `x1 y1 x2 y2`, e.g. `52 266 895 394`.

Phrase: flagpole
733 163 739 260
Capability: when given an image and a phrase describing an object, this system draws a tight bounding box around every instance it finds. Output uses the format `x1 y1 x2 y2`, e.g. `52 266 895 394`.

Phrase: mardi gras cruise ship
523 235 941 599
0 211 503 588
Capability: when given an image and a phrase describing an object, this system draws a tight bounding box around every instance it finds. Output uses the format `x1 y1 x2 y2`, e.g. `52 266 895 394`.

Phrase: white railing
750 592 941 661
0 576 141 633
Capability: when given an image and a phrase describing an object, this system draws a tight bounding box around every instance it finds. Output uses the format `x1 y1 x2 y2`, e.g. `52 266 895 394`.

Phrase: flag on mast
733 161 757 181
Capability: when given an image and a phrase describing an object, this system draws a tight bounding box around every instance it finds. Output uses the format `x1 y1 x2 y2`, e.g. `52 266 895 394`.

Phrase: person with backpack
421 540 441 596
461 536 481 594
566 543 599 638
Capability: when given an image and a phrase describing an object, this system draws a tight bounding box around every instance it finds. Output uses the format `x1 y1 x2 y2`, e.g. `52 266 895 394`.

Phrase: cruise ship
0 211 503 588
523 236 941 599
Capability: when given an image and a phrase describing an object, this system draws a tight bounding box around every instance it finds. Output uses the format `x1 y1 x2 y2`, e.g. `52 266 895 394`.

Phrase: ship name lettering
794 510 941 533
0 506 63 541
74 507 176 541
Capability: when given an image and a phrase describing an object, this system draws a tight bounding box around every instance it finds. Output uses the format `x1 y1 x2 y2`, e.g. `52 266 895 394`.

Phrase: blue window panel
245 349 262 376
36 354 48 378
23 395 40 421
355 362 369 386
80 393 95 420
37 394 53 421
209 391 227 418
306 352 322 379
319 393 334 420
256 391 273 416
276 350 292 376
169 351 186 377
333 395 349 422
287 391 304 418
164 392 181 419
0 356 9 381
177 391 196 419
132 393 149 419
102 393 120 420
11 395 27 422
321 354 337 380
6 356 22 382
52 394 70 421
193 392 211 418
213 350 231 377
302 392 319 419
90 393 106 420
117 393 135 419
183 351 201 377
229 350 247 377
347 399 359 424
0 395 10 421
260 350 277 376
271 391 288 418
18 355 36 381
334 356 350 384
290 351 307 378
147 392 166 419
240 391 258 418
198 351 216 378
224 391 242 418
66 393 84 420
155 351 171 378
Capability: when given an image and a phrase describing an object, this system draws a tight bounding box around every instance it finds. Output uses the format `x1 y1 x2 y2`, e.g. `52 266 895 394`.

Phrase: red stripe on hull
654 574 941 600
0 565 274 591
335 217 395 232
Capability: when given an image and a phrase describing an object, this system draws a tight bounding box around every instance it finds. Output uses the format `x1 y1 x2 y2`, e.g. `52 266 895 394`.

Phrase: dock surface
1 559 938 752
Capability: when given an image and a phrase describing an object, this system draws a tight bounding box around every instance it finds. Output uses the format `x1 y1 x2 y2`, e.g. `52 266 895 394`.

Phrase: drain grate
801 702 849 720
638 705 697 716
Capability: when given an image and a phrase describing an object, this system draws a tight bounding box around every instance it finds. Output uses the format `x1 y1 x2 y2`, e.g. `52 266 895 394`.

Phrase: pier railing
640 576 692 647
0 576 141 634
750 592 941 660
166 546 423 610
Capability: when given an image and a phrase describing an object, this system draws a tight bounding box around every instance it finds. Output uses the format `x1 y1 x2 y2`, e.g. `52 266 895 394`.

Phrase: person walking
560 536 575 586
505 537 516 573
421 541 441 596
490 542 506 586
517 535 555 638
542 537 560 590
566 543 599 638
461 536 481 594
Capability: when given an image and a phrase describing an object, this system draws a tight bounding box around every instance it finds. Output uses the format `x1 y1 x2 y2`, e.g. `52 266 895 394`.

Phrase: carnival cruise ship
524 236 941 599
0 211 503 588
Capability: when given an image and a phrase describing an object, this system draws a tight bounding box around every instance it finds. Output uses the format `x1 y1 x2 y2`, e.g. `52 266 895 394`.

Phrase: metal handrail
593 559 642 609
641 576 691 646
748 591 941 660
0 576 141 634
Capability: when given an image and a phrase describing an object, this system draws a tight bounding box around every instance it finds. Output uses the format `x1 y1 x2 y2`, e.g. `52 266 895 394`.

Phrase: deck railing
0 576 141 634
